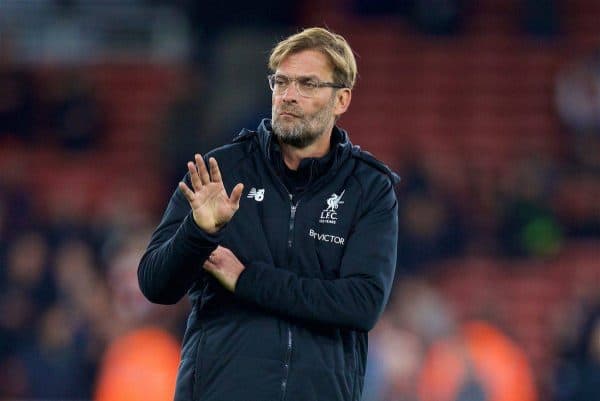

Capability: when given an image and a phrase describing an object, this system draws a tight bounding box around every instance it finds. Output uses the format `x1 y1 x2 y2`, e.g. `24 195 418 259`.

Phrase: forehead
276 49 334 79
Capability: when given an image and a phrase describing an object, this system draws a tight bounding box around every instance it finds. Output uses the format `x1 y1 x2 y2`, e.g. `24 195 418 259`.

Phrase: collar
270 128 344 195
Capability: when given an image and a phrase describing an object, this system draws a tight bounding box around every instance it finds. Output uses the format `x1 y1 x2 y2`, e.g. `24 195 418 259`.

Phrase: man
138 27 399 401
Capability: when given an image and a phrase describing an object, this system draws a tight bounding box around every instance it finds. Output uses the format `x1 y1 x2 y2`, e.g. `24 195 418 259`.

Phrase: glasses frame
268 74 347 98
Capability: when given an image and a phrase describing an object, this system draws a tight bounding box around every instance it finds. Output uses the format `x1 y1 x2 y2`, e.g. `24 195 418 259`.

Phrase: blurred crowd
1 0 600 400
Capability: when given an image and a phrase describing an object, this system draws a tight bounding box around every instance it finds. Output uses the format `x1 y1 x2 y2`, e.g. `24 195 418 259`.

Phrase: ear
333 88 352 117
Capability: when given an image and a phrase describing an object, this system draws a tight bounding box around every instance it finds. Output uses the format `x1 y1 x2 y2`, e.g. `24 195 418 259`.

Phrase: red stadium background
1 1 598 400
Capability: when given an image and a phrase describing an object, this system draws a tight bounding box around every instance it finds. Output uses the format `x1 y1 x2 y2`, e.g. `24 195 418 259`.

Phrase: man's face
271 49 339 149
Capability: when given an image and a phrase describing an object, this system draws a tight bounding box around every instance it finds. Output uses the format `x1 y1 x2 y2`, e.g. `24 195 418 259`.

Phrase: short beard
273 120 322 148
272 97 335 149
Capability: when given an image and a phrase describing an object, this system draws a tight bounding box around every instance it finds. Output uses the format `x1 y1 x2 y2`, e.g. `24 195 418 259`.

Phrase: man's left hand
203 246 245 292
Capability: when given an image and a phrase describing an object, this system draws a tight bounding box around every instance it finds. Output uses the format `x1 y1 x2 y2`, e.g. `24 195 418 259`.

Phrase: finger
209 157 222 183
216 246 231 256
195 154 211 185
188 161 202 192
178 181 195 202
203 260 217 272
229 183 245 210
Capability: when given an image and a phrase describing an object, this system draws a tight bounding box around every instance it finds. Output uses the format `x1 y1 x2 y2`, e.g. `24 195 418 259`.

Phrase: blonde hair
268 27 357 89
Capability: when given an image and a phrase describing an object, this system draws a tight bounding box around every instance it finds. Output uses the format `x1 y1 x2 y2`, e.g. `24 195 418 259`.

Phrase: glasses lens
269 75 289 94
268 75 320 97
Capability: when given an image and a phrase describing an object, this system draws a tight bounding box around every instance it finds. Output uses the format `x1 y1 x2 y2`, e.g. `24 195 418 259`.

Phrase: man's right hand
178 154 244 234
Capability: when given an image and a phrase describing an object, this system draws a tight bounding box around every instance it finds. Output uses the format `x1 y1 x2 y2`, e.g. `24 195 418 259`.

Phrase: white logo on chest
247 187 265 202
319 190 345 224
309 229 345 246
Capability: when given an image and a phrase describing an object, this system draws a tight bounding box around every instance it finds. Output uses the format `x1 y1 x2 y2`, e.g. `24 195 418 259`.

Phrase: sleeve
234 177 398 331
137 176 226 304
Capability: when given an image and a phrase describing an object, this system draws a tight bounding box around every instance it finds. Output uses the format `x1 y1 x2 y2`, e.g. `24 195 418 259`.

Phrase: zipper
263 140 329 401
281 194 297 401
281 326 293 401
287 198 297 249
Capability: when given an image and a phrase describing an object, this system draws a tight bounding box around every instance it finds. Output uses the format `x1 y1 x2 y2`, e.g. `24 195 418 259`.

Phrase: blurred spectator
0 32 38 141
53 238 111 359
554 171 600 238
0 177 33 256
190 26 280 154
372 279 538 401
418 320 538 401
396 163 467 274
362 279 452 401
366 321 425 401
159 26 278 187
94 229 184 401
158 65 213 185
555 53 600 140
164 1 299 175
397 189 467 273
99 225 188 338
19 304 92 398
94 326 180 401
553 297 600 401
0 230 55 397
497 157 563 258
41 68 105 151
553 52 600 238
388 278 456 345
5 230 56 310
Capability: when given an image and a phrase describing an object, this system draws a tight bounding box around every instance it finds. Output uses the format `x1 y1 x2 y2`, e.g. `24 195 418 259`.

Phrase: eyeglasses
268 74 347 98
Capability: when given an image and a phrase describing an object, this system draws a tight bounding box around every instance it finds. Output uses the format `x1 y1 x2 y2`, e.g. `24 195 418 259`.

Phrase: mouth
279 110 301 118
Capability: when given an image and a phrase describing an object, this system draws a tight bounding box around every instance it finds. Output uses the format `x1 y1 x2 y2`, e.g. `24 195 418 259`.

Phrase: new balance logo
247 187 265 202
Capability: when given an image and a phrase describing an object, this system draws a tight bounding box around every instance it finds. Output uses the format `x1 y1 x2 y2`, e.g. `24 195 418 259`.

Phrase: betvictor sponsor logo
309 228 345 246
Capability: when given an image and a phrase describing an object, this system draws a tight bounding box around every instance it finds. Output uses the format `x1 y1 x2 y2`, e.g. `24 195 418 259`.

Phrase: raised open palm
178 154 244 234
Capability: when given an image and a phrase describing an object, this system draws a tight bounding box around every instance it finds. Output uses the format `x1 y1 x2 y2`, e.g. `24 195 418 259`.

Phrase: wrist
192 212 219 234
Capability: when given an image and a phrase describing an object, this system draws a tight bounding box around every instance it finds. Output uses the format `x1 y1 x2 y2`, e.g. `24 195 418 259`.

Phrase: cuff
179 212 227 250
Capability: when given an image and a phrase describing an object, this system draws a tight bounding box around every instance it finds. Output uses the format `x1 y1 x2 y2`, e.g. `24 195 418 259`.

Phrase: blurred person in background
41 68 106 152
418 320 538 401
160 66 211 186
0 30 38 142
367 279 538 401
362 314 425 401
497 156 563 259
95 227 185 401
138 27 399 401
555 52 600 150
396 185 467 275
167 0 299 182
18 303 91 399
95 326 181 401
554 52 600 239
0 231 54 397
392 154 468 277
552 293 600 401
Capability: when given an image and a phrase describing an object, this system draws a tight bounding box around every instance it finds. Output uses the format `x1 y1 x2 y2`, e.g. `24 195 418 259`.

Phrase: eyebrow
276 73 321 80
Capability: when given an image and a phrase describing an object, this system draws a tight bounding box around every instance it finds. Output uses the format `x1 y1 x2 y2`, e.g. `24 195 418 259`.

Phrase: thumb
229 183 244 209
